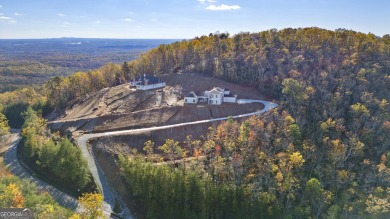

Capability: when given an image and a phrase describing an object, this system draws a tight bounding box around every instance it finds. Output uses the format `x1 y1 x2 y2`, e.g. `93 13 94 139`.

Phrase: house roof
224 93 235 97
209 87 223 94
209 87 224 94
134 74 162 85
185 92 197 98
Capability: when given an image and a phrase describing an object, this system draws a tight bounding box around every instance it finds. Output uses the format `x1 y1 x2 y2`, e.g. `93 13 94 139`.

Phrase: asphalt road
3 99 277 219
76 99 278 218
3 130 79 210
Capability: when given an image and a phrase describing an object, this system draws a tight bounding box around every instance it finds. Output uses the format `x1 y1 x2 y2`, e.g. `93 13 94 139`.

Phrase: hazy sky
0 0 389 39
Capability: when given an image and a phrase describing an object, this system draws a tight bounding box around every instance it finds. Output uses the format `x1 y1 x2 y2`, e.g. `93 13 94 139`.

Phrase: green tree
158 139 182 161
282 78 308 105
122 61 132 81
3 102 29 128
54 138 90 188
288 123 302 146
304 178 332 218
143 140 155 161
0 111 10 137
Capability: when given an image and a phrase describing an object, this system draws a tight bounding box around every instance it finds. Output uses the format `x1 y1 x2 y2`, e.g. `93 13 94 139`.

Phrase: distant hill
0 38 179 92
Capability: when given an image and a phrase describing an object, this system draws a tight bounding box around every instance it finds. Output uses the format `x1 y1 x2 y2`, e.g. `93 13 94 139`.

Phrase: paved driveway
76 99 278 218
3 131 79 210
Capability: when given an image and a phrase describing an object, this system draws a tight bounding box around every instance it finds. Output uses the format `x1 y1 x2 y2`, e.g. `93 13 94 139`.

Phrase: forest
0 169 73 218
0 107 101 218
20 107 94 195
0 27 389 218
0 161 104 218
115 28 389 218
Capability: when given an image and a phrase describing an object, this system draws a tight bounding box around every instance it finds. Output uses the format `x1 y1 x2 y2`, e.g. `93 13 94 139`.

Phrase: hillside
48 73 265 134
85 28 389 218
1 27 389 219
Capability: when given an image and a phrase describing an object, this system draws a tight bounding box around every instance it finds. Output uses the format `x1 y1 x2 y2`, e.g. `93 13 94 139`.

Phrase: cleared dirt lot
59 73 268 217
49 73 265 135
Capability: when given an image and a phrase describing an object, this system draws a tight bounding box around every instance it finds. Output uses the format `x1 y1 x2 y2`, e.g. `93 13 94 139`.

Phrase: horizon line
0 37 185 40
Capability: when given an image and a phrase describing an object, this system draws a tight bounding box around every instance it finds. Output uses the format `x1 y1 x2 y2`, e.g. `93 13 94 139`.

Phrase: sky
0 0 389 39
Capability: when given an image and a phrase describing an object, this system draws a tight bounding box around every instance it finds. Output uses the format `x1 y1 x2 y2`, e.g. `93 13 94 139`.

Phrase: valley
0 38 178 92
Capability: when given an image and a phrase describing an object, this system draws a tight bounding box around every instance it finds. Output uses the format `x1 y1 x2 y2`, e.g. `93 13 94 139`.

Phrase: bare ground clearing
48 73 265 135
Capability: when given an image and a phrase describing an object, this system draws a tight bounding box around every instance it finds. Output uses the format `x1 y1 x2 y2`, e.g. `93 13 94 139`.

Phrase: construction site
48 73 266 136
45 72 271 217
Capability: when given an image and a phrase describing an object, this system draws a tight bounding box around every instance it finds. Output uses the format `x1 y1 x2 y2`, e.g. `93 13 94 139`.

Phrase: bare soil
64 73 268 219
48 73 265 135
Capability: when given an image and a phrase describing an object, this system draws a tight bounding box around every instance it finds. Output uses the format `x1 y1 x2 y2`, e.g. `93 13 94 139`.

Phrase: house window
210 94 213 98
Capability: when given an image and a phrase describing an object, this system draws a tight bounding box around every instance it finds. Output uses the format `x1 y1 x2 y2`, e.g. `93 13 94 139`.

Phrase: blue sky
0 0 389 39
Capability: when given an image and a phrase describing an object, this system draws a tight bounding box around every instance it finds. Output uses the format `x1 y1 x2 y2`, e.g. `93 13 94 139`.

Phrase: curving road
3 99 277 219
3 130 79 210
76 99 278 218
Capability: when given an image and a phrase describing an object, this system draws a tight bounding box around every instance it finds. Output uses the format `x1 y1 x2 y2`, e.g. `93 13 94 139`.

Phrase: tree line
0 175 73 218
0 27 389 218
119 155 272 219
21 107 93 194
114 27 389 218
120 108 389 218
39 28 389 110
1 164 104 219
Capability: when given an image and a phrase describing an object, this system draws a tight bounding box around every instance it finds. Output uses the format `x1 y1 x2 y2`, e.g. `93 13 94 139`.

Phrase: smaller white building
223 94 237 103
130 74 166 90
184 92 198 104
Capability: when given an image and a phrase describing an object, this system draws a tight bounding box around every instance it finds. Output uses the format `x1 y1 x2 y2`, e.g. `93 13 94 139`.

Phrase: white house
184 92 198 104
223 93 237 103
130 74 166 90
207 87 224 105
184 87 237 105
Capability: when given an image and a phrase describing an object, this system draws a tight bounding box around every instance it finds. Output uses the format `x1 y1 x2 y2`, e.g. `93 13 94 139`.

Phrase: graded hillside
81 28 389 219
4 28 389 219
48 73 265 134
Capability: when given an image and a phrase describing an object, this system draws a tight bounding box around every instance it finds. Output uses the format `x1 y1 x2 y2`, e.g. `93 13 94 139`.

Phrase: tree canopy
116 28 389 218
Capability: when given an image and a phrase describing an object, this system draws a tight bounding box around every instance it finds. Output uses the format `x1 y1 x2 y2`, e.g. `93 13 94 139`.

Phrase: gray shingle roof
134 74 162 85
185 92 197 97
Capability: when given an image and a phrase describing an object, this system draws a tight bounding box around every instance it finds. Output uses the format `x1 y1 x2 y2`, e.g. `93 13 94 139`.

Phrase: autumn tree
78 193 104 219
0 183 24 208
